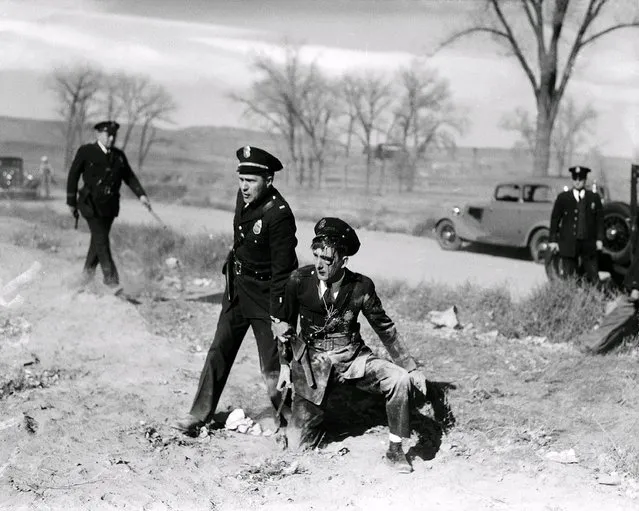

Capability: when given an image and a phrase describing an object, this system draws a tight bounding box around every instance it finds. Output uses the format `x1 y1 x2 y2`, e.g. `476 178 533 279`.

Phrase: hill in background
1 115 635 230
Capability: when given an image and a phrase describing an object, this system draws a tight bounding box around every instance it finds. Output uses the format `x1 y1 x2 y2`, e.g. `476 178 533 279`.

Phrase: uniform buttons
239 226 242 230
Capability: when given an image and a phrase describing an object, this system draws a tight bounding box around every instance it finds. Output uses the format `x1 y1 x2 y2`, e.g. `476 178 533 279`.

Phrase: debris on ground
544 448 579 464
427 305 460 329
224 408 264 435
236 458 305 483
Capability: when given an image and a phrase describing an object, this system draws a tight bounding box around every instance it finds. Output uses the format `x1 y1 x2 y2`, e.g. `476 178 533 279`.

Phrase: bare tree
136 84 176 171
501 98 598 174
49 64 103 170
341 72 393 193
295 73 339 189
440 0 639 176
552 97 597 172
390 61 466 192
499 108 537 155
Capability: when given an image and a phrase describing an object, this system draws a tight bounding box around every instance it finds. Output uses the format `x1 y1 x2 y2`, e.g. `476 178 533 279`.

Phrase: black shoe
172 414 204 437
385 442 413 473
427 381 456 432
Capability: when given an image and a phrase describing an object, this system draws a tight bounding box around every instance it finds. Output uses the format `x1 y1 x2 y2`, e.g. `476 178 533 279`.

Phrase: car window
495 184 521 202
523 185 553 203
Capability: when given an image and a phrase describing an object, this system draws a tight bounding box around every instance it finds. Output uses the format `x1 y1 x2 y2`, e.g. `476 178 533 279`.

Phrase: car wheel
602 201 632 264
528 228 549 263
436 219 462 250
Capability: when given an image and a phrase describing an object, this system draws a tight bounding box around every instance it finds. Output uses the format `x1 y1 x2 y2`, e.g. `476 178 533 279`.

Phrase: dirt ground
1 209 638 511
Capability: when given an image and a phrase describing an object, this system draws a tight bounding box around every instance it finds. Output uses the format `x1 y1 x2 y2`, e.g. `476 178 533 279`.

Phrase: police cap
236 146 283 175
94 121 120 135
569 166 591 180
313 217 360 256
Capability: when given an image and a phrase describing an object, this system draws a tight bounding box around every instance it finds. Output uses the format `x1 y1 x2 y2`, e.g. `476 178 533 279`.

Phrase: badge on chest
253 219 262 235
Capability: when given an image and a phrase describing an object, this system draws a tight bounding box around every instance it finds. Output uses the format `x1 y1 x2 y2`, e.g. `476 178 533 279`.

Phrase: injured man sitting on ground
272 216 455 474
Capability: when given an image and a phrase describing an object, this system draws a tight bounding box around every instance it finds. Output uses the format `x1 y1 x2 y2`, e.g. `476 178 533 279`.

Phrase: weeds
11 226 61 252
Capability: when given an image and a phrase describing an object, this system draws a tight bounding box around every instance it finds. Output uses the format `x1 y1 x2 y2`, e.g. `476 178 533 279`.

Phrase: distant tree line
231 46 467 192
48 64 176 172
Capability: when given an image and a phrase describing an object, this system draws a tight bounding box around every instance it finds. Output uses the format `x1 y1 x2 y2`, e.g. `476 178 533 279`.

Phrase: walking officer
548 166 604 284
66 120 151 292
175 145 298 435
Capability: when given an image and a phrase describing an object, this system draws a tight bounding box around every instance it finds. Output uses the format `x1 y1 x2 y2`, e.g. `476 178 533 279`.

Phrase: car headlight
452 206 461 216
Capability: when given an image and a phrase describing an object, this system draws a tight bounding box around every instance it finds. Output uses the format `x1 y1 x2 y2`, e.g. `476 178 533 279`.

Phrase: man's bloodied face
313 246 346 283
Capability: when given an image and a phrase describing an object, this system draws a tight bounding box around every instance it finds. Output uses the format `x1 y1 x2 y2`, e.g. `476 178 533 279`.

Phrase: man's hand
547 242 559 253
277 364 291 391
271 318 292 340
68 205 77 217
629 289 639 302
409 369 428 398
139 195 151 210
596 240 603 251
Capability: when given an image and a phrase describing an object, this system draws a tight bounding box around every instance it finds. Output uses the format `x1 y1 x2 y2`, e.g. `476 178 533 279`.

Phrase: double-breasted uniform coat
66 141 146 286
549 188 604 282
189 186 299 424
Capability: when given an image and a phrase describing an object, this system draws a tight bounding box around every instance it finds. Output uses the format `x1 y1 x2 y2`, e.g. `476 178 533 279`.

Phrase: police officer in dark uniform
548 166 604 283
66 121 151 292
175 145 298 435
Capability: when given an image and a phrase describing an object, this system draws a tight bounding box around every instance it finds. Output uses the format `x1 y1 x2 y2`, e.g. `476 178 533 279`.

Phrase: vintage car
0 156 39 200
433 177 632 265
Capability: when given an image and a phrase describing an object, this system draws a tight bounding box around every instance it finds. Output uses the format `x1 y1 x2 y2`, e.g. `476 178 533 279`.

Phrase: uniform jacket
549 189 603 257
282 265 417 387
66 142 146 218
228 186 298 319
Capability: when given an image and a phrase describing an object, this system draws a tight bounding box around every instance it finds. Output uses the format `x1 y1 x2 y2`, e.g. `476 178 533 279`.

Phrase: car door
480 184 523 243
517 184 555 238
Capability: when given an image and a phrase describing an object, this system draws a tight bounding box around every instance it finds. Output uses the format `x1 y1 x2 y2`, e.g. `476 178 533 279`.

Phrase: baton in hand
144 203 168 230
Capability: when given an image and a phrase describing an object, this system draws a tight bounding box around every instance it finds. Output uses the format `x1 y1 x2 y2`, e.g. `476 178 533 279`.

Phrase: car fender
525 221 550 246
435 215 488 242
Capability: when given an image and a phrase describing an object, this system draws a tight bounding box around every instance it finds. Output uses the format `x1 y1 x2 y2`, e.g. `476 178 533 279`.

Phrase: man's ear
265 175 274 187
341 256 349 268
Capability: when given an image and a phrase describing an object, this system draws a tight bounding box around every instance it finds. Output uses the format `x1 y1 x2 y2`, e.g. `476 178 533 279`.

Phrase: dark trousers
189 300 282 423
560 240 599 284
84 216 118 286
287 357 412 450
579 296 638 354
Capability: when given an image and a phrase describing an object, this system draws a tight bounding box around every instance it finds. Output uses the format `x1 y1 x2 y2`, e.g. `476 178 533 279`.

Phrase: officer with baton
66 120 152 294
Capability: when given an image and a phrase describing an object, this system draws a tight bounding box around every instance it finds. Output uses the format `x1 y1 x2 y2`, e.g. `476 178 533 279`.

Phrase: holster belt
233 258 272 281
306 334 352 351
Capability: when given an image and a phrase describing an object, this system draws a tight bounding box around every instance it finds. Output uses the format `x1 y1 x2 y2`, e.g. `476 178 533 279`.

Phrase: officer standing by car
174 146 298 436
548 166 604 284
66 121 151 293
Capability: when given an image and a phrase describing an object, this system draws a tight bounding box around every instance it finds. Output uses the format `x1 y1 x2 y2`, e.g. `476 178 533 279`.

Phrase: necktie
322 284 333 306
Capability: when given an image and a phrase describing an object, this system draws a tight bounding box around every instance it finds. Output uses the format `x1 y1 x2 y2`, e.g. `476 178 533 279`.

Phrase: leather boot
173 414 204 437
385 441 413 473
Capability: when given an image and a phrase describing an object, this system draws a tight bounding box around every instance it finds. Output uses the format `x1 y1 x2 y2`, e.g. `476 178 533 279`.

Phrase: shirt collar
318 271 345 298
97 140 108 154
573 188 585 200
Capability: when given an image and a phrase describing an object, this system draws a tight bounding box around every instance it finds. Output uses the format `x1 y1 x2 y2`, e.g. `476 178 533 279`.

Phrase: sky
0 0 637 158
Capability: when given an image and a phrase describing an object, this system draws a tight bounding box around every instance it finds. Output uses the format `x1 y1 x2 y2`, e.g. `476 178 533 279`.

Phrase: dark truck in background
0 156 39 200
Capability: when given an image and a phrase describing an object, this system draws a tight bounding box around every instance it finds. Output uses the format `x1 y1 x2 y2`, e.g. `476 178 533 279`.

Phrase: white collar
573 189 585 200
318 271 345 299
97 140 109 154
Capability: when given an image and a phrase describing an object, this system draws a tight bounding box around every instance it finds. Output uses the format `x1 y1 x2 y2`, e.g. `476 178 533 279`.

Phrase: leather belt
306 333 352 351
233 258 272 281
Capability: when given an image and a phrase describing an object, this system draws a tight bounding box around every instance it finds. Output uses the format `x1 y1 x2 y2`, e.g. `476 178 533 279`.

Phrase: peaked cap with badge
94 121 120 135
236 145 283 175
568 166 591 180
313 217 361 257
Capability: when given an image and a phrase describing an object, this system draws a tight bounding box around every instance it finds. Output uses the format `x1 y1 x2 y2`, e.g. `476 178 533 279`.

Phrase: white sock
388 433 402 443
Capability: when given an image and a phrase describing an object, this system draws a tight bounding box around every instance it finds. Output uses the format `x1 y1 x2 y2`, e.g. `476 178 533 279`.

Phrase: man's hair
311 237 348 259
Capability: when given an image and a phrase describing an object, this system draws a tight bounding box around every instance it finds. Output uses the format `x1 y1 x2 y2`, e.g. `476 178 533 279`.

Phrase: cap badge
243 146 251 158
253 219 262 235
318 219 326 230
